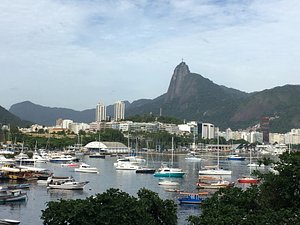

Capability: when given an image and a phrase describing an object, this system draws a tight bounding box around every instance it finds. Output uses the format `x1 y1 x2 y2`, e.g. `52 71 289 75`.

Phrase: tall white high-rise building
96 102 106 122
114 101 125 121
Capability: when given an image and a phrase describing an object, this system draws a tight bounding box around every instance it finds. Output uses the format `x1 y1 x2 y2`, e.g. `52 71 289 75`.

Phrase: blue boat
178 192 207 204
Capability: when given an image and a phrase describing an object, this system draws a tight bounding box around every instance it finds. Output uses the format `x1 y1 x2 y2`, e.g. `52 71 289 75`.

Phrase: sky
1 0 300 111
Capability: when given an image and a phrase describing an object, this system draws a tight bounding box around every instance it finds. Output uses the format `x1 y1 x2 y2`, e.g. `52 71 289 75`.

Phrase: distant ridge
0 105 32 127
7 62 300 132
9 101 130 126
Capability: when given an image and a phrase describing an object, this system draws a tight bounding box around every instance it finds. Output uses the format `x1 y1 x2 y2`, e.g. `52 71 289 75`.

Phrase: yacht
74 163 99 173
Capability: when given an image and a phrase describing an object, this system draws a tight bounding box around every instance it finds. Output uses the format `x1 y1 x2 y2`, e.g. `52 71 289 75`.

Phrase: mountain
126 62 249 128
0 105 32 127
9 101 131 126
7 62 300 132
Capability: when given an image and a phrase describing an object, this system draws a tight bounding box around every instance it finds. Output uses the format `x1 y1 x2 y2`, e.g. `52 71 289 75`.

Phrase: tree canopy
42 188 177 225
188 151 300 225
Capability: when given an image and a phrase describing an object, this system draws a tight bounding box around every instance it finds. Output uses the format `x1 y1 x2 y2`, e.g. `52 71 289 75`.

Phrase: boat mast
217 134 219 170
171 136 174 168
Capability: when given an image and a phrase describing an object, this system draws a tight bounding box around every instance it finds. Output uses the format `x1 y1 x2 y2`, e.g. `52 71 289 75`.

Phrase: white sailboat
199 135 232 175
154 137 185 178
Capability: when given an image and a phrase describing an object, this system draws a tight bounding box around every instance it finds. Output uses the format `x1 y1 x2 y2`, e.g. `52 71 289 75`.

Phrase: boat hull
48 181 89 190
237 178 259 184
0 194 27 203
154 172 185 178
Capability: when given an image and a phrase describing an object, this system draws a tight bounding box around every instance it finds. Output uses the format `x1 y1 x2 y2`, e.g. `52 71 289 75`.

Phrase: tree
188 152 300 225
42 188 177 225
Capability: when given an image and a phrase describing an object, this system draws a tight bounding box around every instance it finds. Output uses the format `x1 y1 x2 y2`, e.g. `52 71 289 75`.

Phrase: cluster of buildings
13 102 300 146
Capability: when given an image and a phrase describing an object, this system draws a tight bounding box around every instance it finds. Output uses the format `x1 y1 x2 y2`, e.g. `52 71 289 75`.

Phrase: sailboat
136 141 156 174
154 137 185 178
238 148 260 184
198 135 232 175
185 132 202 161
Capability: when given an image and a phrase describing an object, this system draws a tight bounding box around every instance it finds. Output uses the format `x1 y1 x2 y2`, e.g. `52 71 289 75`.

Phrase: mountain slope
230 85 300 132
127 62 249 128
0 105 32 127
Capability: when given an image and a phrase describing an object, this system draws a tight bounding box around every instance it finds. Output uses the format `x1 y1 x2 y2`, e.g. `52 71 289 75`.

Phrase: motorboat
115 162 140 170
185 151 202 161
197 179 234 189
227 154 246 161
237 176 260 184
74 163 99 173
178 192 208 204
154 165 185 178
48 154 77 163
0 219 21 225
0 189 27 203
0 155 15 164
158 180 179 186
47 180 89 190
47 176 89 190
89 152 105 158
61 162 80 168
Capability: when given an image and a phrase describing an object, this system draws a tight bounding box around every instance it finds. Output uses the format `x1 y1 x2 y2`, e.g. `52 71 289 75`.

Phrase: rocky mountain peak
165 62 190 101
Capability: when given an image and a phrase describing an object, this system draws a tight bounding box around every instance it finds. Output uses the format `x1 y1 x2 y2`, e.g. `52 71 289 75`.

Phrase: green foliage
188 152 300 225
42 188 177 225
126 115 183 125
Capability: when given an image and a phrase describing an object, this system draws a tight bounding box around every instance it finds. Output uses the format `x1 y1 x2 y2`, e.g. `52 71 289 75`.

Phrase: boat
61 162 80 168
178 192 208 204
185 151 202 161
0 219 20 225
0 189 27 202
0 155 15 164
89 152 105 158
164 188 183 192
32 141 48 163
5 183 31 190
48 154 77 163
135 141 155 174
154 137 185 178
115 161 140 170
227 154 246 161
199 135 232 175
197 179 234 189
46 176 74 184
48 180 89 190
136 166 156 174
237 176 260 184
238 148 260 184
47 177 89 190
158 180 179 186
74 163 99 173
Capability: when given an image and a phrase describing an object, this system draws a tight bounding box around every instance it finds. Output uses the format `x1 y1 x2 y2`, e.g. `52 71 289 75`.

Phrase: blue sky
1 0 299 110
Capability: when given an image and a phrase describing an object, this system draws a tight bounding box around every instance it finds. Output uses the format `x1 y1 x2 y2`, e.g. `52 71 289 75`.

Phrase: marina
0 151 272 224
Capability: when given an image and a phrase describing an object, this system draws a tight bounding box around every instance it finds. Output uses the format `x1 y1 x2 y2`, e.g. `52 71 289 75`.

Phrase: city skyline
1 1 300 111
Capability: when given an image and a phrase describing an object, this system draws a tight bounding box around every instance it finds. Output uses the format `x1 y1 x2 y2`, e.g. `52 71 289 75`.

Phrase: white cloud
0 0 299 110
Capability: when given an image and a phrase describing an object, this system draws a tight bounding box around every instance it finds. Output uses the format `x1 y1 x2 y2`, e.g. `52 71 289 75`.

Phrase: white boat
49 154 77 163
158 180 179 186
185 151 202 161
0 155 15 164
199 135 232 175
0 219 20 225
115 162 140 170
74 163 99 173
47 180 89 190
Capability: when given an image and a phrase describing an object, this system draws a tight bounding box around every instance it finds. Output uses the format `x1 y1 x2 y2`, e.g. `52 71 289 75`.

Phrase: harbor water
0 153 265 224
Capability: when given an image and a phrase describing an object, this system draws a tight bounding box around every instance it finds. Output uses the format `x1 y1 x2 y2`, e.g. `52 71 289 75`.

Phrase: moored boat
0 219 21 225
178 192 208 204
135 166 156 174
158 180 179 186
47 180 89 190
227 154 246 161
74 163 99 173
237 176 260 184
0 189 27 203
